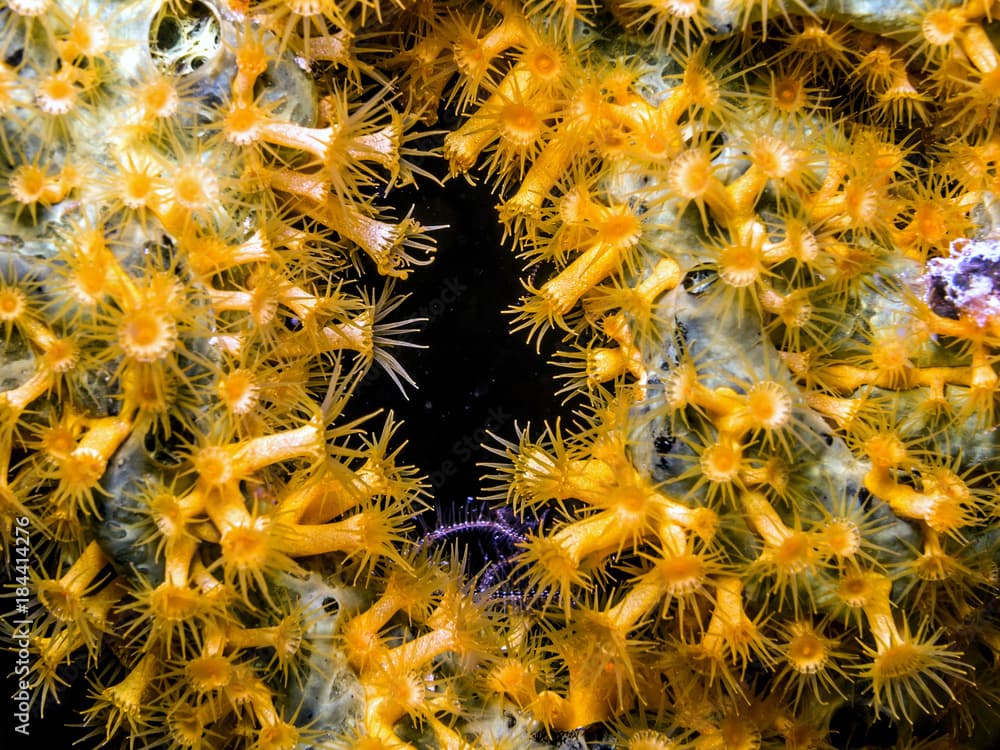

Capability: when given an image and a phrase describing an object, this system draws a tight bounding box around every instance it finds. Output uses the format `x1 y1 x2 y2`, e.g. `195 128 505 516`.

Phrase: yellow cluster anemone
2 1 1000 750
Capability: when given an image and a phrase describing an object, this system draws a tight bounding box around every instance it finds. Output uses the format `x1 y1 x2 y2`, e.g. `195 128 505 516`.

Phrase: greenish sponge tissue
3 1 1000 749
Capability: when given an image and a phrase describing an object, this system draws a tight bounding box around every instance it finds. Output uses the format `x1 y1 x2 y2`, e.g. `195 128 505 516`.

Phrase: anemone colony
2 0 1000 748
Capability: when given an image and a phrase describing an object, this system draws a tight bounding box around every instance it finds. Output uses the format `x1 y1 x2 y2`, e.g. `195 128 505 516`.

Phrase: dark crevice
349 177 565 513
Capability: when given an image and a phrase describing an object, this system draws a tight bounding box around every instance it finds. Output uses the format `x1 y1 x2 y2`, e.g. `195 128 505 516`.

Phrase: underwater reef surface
2 1 1000 748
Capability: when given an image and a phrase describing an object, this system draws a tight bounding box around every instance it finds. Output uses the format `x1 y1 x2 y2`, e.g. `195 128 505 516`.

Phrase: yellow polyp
36 551 115 641
283 311 372 358
348 120 401 171
667 147 736 227
184 231 274 276
724 165 770 218
970 344 999 386
821 516 864 561
551 510 632 563
586 347 632 383
635 257 682 302
500 135 575 219
742 492 793 550
260 121 338 163
59 540 108 594
876 66 929 123
387 628 459 679
803 391 863 430
74 415 133 467
201 490 253 545
1 369 55 414
16 314 57 353
225 421 323 478
741 380 794 433
863 431 910 470
864 467 931 527
607 574 669 631
219 513 274 563
699 439 744 484
555 456 615 502
207 287 256 315
541 239 630 317
265 167 329 204
307 29 352 65
256 719 299 750
659 494 719 543
317 203 410 277
443 129 491 175
782 620 828 674
454 10 530 80
100 651 158 722
446 68 540 171
186 651 232 694
912 526 960 585
557 678 620 731
702 576 766 667
162 532 201 590
343 626 389 675
595 204 643 249
925 471 973 535
278 474 367 526
37 629 86 675
959 23 999 74
277 512 381 559
650 545 712 599
227 614 303 660
601 310 630 343
858 577 965 719
523 689 567 731
9 163 75 213
39 418 82 465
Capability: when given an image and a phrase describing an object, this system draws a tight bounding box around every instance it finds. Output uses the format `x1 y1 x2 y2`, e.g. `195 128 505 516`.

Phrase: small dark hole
155 18 182 52
682 267 716 295
654 432 674 454
253 71 275 100
857 486 873 508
